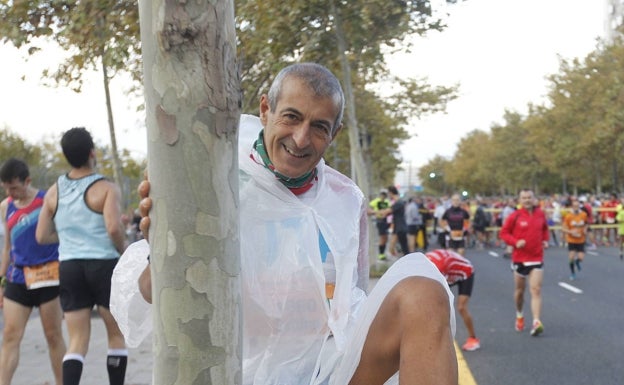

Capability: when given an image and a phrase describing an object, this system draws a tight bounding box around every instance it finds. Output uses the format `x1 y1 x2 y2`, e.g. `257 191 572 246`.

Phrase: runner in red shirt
500 189 549 337
425 249 480 351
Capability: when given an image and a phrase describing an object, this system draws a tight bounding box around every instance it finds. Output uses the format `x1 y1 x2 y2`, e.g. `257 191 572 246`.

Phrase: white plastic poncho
110 239 152 348
110 115 456 384
238 115 369 385
238 115 455 385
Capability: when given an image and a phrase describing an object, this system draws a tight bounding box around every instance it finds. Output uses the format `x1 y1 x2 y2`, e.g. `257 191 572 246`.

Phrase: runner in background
425 249 480 351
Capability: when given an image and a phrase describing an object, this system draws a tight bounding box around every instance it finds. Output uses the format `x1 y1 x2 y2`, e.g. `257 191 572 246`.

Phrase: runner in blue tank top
0 158 65 385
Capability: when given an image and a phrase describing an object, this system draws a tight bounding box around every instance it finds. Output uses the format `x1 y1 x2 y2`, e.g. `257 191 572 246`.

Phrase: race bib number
606 217 615 224
450 230 464 241
24 260 60 290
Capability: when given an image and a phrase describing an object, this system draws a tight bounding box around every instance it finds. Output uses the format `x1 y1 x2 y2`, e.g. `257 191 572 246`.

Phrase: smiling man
136 63 457 385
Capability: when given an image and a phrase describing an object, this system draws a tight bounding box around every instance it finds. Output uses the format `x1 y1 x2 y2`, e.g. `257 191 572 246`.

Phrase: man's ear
331 123 343 140
259 94 270 126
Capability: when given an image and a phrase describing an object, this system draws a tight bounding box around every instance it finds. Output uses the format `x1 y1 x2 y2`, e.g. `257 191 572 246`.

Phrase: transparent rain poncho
110 115 455 384
238 115 369 384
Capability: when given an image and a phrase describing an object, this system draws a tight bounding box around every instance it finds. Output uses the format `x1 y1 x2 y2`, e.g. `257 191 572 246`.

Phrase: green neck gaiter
252 129 317 190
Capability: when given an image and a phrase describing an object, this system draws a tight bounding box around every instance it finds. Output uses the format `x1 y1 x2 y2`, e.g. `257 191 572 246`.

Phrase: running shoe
462 337 481 351
515 316 524 332
377 254 387 261
569 273 576 281
530 320 544 336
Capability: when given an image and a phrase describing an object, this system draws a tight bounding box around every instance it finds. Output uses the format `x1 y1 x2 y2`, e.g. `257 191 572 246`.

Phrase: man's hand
516 239 526 249
137 178 152 241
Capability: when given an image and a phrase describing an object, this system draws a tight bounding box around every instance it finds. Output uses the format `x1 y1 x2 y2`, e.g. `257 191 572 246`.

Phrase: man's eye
313 124 331 136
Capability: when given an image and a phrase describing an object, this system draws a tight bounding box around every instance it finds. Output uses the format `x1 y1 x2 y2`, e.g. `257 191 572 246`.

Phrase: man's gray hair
267 63 345 133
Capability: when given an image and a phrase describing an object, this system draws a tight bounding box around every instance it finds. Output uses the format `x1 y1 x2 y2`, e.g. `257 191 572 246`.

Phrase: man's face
259 77 342 179
519 191 534 210
1 178 29 200
451 195 461 207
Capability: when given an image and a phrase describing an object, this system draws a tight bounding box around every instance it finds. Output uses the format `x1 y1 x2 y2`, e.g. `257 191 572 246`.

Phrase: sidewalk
0 308 153 385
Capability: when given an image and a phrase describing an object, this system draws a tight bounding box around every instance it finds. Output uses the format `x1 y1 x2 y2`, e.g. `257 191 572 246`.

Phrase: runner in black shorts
368 190 391 260
36 128 129 385
425 249 480 351
59 259 118 311
0 158 65 385
441 194 470 255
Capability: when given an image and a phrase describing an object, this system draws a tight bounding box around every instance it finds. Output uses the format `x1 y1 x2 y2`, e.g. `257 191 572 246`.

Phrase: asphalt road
455 243 624 385
3 239 623 384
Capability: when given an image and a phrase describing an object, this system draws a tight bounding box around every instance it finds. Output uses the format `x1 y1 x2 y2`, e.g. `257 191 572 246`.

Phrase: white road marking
488 251 499 258
558 282 583 294
587 251 599 256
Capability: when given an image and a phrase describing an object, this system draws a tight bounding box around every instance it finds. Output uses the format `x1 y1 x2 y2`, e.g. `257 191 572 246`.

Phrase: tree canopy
419 34 624 197
1 0 462 192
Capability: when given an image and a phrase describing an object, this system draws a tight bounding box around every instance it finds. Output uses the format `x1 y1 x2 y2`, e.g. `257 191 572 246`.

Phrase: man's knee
530 286 542 296
386 277 451 326
456 296 469 314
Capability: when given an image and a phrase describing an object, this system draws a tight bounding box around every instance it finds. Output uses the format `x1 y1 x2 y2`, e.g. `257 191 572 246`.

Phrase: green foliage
436 35 624 196
0 126 48 199
2 0 461 192
96 148 146 210
0 0 141 92
418 155 451 195
236 0 461 185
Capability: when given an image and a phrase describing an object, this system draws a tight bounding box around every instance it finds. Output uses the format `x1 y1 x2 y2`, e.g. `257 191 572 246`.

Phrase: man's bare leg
349 276 457 385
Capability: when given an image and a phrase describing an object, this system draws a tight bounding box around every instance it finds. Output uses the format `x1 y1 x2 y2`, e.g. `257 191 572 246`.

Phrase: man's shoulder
315 165 365 209
0 197 9 213
323 165 360 190
87 177 120 201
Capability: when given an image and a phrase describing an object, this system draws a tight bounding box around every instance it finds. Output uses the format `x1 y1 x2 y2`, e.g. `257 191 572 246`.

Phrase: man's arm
102 181 129 255
36 185 59 244
0 199 10 308
138 264 152 304
499 211 517 247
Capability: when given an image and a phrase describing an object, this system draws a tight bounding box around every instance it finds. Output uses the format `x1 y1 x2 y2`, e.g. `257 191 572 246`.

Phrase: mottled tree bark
138 1 242 384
